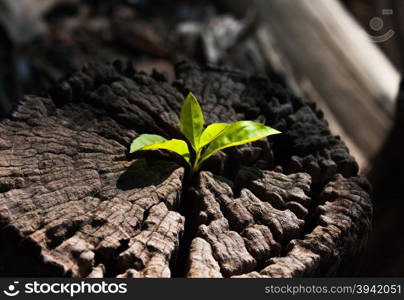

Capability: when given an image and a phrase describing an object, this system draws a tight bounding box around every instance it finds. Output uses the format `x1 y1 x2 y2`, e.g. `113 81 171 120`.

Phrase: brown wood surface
0 62 372 277
250 0 401 170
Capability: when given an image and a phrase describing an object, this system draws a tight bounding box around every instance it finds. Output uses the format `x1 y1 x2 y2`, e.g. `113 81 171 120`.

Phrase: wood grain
0 62 372 277
253 0 401 166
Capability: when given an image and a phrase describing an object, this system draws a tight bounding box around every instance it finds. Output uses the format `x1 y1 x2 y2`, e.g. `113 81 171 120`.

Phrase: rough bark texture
0 62 372 277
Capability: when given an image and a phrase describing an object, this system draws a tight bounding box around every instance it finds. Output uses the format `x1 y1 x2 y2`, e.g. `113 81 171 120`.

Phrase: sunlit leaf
130 134 190 165
199 121 281 165
142 140 191 164
130 134 167 153
199 123 230 148
180 92 204 151
129 94 282 174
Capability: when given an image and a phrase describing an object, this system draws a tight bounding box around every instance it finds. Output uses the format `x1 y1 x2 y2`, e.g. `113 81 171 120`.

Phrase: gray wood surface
251 0 401 170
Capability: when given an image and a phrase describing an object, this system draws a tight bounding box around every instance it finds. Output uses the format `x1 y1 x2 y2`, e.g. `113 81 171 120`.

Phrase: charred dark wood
0 62 372 277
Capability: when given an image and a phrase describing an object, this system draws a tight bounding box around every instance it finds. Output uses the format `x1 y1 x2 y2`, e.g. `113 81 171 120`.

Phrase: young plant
130 93 281 174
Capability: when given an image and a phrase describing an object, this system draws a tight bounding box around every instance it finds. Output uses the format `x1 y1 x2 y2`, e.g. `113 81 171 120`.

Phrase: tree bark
0 62 372 277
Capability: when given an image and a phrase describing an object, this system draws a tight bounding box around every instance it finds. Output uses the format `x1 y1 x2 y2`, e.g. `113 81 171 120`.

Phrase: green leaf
142 140 191 164
130 134 191 165
199 121 281 165
130 134 167 153
199 123 230 148
180 92 204 151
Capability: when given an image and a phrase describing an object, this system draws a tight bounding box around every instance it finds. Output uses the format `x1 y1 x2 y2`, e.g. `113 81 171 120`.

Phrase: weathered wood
251 0 401 168
343 0 404 70
0 62 372 277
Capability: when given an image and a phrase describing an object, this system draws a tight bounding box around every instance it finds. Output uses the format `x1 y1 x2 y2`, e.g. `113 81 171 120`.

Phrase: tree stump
0 62 372 277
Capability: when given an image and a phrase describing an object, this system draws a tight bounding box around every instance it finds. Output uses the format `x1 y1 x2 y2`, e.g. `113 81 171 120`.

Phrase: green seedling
130 93 281 174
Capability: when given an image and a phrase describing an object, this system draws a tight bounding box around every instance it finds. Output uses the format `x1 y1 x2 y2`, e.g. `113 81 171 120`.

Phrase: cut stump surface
0 62 372 277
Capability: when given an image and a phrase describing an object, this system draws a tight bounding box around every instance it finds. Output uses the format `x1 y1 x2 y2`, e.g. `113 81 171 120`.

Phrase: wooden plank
254 0 400 161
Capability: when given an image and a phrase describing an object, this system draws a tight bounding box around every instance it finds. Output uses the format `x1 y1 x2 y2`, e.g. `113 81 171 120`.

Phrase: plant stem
191 149 201 174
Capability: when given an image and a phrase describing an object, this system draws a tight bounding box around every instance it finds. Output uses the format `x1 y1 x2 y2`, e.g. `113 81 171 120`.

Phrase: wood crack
0 62 372 277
